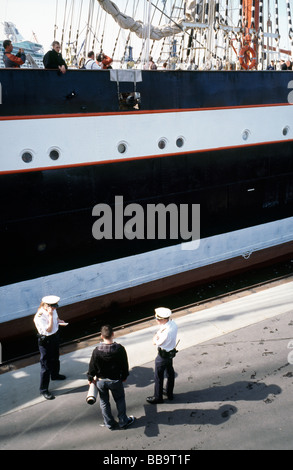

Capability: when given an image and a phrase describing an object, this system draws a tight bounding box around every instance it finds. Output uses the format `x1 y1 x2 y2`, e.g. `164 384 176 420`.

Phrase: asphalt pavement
1 280 293 455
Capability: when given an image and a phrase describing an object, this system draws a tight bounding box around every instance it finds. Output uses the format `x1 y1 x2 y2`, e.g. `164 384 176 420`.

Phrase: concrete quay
1 280 293 452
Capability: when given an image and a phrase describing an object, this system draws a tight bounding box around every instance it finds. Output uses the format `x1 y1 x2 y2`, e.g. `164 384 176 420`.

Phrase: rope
54 0 59 41
74 0 84 61
286 1 293 42
61 0 68 49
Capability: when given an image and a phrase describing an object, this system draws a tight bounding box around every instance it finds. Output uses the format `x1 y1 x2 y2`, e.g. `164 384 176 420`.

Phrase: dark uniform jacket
87 342 129 382
43 49 67 69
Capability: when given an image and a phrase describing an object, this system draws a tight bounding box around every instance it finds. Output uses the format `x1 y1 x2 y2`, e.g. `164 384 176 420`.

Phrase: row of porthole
21 140 184 161
242 126 290 141
22 149 60 163
118 137 185 154
23 139 184 160
21 127 291 162
118 127 291 154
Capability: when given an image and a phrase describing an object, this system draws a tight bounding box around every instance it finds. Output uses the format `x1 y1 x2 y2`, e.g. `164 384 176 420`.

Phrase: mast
242 0 260 33
240 0 260 68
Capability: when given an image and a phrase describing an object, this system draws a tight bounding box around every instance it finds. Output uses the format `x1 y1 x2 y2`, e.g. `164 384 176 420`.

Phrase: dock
1 279 293 452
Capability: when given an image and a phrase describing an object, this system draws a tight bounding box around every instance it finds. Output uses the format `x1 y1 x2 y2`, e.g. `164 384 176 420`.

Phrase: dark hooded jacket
87 342 129 382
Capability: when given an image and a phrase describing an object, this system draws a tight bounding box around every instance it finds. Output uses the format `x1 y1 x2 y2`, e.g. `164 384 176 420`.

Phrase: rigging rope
74 0 84 59
112 0 130 58
61 0 68 49
54 0 59 41
95 0 184 39
286 0 293 55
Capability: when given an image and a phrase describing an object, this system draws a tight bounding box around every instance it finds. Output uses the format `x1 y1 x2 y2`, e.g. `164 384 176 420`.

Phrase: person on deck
96 52 113 69
43 41 67 74
85 51 101 70
3 39 26 68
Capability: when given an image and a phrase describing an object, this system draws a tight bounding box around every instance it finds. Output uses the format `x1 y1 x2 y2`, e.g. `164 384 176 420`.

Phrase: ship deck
1 278 293 452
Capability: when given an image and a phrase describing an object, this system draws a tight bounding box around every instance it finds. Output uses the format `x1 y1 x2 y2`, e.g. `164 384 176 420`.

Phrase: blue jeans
96 379 129 428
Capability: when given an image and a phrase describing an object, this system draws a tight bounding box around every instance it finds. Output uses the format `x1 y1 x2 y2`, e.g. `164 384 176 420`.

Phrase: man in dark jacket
43 41 67 74
87 324 134 430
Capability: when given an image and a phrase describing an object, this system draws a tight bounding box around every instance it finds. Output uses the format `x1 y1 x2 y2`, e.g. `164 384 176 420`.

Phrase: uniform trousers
96 378 129 429
38 332 60 393
154 353 175 400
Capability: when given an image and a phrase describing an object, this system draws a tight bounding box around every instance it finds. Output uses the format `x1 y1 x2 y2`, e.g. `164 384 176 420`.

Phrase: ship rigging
54 0 293 70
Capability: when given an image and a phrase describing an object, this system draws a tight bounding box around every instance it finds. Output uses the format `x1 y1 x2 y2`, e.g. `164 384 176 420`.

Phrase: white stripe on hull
1 216 292 324
1 104 293 172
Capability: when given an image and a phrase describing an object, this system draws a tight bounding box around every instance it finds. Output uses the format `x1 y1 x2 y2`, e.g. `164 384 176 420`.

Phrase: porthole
158 139 167 149
242 129 250 141
21 151 33 163
49 149 60 160
118 142 127 154
176 137 184 148
282 126 290 136
37 242 47 252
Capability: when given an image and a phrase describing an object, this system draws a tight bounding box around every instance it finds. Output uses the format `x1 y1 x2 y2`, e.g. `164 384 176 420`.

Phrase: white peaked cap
42 295 60 305
155 307 172 319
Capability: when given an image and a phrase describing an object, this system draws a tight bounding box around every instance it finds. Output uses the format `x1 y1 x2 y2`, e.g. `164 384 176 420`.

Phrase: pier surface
1 280 293 452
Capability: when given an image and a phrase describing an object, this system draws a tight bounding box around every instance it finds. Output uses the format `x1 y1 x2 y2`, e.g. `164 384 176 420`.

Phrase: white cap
42 295 60 305
155 307 172 319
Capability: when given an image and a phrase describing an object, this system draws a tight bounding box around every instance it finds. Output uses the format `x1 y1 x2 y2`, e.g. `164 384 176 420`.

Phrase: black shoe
121 416 135 429
99 421 118 431
51 374 66 380
146 396 164 404
42 391 55 400
108 425 118 431
163 389 174 400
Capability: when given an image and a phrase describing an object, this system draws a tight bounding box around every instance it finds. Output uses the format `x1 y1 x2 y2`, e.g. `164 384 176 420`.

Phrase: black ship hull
0 68 293 335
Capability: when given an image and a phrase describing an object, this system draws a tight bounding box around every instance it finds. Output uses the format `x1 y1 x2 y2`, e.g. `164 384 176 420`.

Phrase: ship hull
0 68 293 335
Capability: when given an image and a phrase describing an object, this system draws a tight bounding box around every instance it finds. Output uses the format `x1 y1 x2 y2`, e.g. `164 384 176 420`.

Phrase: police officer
34 295 68 400
147 307 178 404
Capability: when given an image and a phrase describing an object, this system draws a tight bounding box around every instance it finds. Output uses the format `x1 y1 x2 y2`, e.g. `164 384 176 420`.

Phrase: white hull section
1 216 292 324
1 104 293 173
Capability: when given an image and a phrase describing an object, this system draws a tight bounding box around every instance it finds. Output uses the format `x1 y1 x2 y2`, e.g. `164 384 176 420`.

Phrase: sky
1 0 57 51
0 0 133 52
1 0 293 54
0 0 164 62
